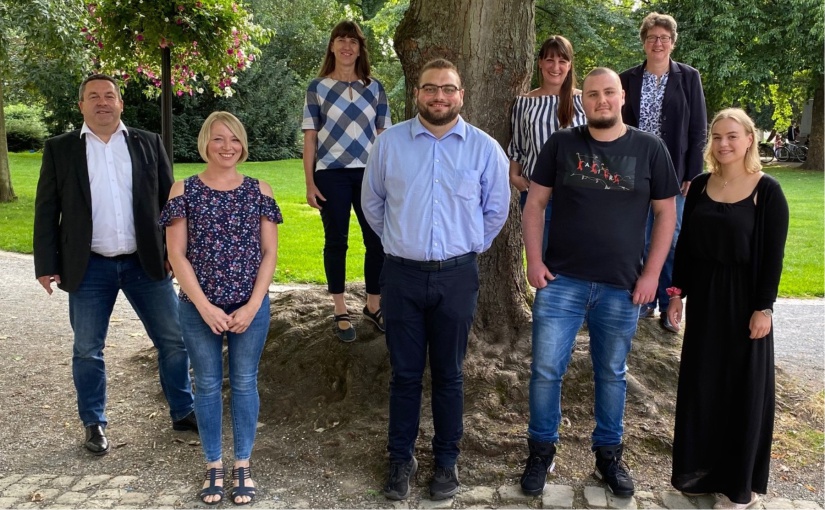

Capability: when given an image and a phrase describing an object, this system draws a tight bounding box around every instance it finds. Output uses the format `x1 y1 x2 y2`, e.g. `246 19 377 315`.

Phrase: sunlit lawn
2 153 823 297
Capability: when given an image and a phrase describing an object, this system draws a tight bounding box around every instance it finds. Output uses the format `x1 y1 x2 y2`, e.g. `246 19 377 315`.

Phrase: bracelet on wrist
666 286 682 299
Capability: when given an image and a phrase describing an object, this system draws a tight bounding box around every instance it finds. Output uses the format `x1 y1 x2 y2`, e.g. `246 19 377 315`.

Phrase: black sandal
362 306 385 332
333 313 356 342
230 466 257 505
199 467 225 505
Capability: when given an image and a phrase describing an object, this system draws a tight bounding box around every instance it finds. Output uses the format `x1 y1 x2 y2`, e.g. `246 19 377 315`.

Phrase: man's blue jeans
179 296 269 463
69 253 194 427
528 274 639 447
644 192 686 312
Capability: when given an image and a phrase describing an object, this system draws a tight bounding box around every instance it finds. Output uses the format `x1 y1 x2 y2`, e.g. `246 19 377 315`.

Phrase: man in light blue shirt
362 58 510 501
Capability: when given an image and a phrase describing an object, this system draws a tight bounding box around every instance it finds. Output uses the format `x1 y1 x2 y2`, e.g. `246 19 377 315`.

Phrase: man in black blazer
33 74 197 456
619 13 707 332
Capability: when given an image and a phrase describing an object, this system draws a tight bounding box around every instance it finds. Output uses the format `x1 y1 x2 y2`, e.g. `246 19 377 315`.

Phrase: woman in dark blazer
619 12 707 331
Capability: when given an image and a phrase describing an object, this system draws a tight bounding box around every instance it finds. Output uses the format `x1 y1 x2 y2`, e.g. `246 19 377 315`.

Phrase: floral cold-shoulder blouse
160 175 283 305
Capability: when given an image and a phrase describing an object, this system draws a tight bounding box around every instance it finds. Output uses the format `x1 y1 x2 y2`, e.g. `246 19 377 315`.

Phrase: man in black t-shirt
518 68 679 498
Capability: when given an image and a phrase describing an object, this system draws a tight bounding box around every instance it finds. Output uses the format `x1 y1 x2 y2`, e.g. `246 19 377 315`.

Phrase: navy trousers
314 168 384 295
381 254 479 467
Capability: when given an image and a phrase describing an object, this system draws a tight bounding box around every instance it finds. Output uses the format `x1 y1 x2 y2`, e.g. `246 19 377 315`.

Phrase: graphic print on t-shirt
565 152 636 191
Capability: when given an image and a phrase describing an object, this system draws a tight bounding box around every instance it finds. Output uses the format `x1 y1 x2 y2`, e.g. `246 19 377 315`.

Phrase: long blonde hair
704 108 761 175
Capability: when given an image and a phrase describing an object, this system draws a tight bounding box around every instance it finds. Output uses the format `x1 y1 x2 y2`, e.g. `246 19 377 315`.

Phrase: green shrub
4 104 48 152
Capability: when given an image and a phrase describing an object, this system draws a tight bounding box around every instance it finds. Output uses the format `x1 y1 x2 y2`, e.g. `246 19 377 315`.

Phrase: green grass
763 164 824 297
2 153 823 296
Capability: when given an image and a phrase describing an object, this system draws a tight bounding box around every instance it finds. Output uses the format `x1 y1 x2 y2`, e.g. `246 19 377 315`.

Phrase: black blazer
33 127 174 293
619 60 707 184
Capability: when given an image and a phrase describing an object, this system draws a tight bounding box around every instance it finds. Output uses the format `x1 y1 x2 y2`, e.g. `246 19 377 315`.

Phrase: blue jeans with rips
528 274 639 448
179 295 269 463
69 253 194 427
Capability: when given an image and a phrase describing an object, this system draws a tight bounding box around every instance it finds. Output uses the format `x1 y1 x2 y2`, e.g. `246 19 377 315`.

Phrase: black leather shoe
84 424 110 456
172 411 199 433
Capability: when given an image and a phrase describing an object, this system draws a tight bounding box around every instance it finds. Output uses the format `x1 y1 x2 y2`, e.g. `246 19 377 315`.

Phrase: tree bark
0 78 17 203
802 76 823 171
394 0 535 340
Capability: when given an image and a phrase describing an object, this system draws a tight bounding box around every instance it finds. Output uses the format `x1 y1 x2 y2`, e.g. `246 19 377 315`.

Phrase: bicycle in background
776 140 808 162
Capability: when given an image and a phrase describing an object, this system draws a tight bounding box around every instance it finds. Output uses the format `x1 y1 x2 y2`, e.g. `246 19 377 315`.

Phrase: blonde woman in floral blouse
162 111 283 506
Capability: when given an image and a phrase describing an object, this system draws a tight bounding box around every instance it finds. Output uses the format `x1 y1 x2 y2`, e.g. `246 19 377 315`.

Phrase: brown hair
639 12 678 45
704 108 761 175
318 20 372 86
537 35 577 128
418 58 462 88
198 111 249 165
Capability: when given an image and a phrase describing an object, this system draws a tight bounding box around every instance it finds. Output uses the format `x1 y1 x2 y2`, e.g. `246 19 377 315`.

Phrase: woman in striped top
508 35 586 254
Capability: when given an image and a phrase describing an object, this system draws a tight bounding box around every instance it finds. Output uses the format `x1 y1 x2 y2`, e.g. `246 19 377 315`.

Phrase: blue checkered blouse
302 77 391 170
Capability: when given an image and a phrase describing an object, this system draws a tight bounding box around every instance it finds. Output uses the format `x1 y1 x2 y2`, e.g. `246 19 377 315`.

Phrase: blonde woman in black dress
667 108 788 509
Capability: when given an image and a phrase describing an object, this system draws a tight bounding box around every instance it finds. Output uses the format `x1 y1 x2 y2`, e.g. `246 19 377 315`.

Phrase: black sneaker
594 444 635 496
429 465 459 500
383 457 417 500
520 439 556 496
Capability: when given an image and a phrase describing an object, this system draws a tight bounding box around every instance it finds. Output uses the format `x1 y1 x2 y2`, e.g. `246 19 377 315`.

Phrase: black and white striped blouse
507 94 586 180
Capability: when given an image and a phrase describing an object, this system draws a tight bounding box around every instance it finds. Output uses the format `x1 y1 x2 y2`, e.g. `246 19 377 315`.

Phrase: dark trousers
381 255 479 467
314 168 384 295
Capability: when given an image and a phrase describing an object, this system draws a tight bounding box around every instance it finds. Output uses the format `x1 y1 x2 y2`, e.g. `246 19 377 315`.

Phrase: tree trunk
394 0 535 341
0 78 17 203
802 77 823 171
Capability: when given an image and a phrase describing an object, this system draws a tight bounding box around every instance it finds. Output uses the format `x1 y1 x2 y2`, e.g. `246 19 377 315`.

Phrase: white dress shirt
81 121 136 256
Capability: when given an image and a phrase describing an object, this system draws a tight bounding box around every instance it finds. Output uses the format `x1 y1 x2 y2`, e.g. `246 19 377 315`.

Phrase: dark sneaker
594 444 635 497
383 457 417 500
520 439 556 496
429 465 459 500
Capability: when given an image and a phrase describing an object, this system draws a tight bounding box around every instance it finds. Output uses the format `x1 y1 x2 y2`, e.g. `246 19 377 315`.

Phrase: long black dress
670 173 789 504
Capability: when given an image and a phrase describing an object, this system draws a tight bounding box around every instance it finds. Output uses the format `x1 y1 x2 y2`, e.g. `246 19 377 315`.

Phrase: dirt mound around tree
253 285 821 497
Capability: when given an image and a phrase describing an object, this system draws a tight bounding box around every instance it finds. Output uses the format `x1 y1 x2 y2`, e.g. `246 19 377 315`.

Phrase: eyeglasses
419 84 461 96
645 35 673 44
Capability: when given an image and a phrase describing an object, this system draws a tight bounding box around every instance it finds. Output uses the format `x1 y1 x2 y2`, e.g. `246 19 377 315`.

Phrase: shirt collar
80 121 128 141
410 114 467 141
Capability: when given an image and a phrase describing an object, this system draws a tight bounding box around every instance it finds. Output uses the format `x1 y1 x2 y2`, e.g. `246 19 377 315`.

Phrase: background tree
395 0 535 336
84 0 270 160
0 0 87 203
651 0 824 169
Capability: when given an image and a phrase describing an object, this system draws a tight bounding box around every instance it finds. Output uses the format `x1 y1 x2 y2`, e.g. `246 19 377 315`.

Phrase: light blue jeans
528 274 639 448
179 295 270 462
69 253 194 427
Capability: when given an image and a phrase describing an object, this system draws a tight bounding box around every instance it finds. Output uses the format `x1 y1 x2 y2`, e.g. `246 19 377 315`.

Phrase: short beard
588 116 619 130
416 98 460 126
418 107 460 126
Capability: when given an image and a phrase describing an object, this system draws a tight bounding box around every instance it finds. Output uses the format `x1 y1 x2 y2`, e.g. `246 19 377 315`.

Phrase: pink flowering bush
83 0 269 97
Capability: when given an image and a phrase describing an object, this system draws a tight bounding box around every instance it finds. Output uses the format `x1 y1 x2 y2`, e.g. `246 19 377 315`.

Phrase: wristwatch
760 309 773 318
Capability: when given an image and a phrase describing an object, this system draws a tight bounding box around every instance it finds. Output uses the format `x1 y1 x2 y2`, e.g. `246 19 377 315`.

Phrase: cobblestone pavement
0 473 822 509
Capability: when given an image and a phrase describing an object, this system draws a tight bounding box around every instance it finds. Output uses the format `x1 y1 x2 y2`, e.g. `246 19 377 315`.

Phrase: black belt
92 252 137 261
386 252 476 271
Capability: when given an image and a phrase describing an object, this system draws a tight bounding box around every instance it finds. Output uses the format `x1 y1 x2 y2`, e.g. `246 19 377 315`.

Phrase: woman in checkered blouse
302 20 392 342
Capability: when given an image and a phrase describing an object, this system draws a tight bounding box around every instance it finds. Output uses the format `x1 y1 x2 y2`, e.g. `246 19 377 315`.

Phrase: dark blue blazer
33 127 173 293
620 59 707 184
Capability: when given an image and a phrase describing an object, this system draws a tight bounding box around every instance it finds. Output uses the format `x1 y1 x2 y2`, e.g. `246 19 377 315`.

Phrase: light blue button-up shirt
362 115 510 261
